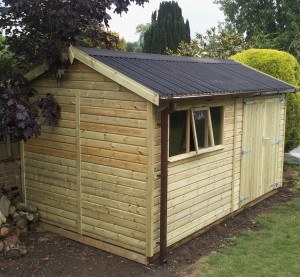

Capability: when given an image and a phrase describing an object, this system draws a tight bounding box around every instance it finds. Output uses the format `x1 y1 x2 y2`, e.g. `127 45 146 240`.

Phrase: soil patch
1 171 299 277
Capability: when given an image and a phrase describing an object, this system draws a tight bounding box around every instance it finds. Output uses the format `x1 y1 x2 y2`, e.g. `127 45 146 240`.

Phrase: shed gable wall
23 60 150 255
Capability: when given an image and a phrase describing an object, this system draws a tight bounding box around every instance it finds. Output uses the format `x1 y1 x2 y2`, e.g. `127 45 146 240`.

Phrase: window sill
168 145 225 163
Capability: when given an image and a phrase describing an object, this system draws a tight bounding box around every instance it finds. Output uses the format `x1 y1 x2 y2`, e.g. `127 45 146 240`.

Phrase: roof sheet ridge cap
78 46 235 64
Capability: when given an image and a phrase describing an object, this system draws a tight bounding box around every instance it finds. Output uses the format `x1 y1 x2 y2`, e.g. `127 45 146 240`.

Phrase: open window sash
191 108 215 154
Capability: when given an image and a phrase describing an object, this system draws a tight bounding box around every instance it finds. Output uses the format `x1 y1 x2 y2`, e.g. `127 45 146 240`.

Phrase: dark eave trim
159 89 297 105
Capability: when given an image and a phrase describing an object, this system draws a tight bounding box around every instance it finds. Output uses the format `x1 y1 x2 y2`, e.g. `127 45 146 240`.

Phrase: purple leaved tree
0 0 148 141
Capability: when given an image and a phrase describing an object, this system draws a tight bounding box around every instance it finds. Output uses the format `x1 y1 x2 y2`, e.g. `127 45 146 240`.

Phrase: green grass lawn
199 198 300 277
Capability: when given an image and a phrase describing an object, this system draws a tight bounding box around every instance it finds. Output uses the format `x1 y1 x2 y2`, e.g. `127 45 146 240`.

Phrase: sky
109 0 225 42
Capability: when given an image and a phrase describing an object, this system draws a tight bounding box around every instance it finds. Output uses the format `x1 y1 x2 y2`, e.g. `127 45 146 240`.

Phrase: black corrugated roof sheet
78 46 297 99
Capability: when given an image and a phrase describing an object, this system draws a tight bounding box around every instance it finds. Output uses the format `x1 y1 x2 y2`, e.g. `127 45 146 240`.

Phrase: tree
126 41 142 53
231 49 300 151
143 1 191 54
167 26 251 58
136 23 151 49
0 35 16 79
0 0 148 73
0 0 148 141
80 24 127 51
215 0 300 59
126 23 150 53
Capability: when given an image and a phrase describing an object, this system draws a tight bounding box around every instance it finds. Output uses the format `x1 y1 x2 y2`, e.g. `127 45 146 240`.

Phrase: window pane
193 110 212 149
210 107 223 145
169 111 187 157
190 124 195 152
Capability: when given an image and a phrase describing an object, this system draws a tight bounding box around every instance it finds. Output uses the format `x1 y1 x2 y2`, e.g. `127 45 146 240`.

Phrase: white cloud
109 0 225 42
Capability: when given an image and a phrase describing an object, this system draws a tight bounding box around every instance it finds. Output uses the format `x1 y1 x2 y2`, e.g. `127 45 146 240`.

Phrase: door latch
241 148 252 155
272 138 282 145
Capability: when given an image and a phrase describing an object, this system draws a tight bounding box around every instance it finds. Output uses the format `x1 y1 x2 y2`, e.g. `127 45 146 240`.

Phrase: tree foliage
167 26 251 58
143 1 191 54
80 24 127 51
0 0 148 72
215 0 300 59
126 41 143 53
231 49 300 151
0 35 16 79
0 75 40 141
0 0 148 141
126 23 150 53
136 23 151 49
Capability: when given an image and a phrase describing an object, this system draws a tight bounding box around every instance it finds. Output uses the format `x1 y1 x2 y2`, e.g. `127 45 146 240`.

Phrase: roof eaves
159 88 297 103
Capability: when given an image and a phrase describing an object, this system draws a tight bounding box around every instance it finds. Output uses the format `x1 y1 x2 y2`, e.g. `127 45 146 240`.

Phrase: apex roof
78 46 297 102
26 46 298 106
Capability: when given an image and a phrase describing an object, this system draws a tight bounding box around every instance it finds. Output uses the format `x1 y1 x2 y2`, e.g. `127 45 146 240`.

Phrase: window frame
168 106 225 162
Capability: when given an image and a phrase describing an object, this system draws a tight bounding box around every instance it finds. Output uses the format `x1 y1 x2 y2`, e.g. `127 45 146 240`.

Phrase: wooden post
146 102 155 257
76 90 82 234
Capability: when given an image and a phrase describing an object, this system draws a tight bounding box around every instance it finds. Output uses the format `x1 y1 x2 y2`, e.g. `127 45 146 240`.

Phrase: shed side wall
24 61 149 255
153 98 243 253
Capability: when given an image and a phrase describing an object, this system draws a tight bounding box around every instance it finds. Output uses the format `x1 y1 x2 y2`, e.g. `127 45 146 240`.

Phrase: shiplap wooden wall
24 61 151 256
22 59 287 260
152 98 243 253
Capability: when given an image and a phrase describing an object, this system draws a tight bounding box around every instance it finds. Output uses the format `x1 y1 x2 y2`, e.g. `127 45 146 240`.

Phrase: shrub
230 49 300 152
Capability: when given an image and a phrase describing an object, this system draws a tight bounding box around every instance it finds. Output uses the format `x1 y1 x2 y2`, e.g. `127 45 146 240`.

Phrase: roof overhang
24 46 298 107
24 46 160 106
159 88 297 104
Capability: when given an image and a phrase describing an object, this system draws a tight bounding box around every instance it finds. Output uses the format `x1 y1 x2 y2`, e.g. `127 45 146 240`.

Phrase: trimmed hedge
230 49 300 152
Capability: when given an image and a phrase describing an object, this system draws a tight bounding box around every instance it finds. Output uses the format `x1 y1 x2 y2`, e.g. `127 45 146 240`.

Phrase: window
169 106 224 159
169 110 187 157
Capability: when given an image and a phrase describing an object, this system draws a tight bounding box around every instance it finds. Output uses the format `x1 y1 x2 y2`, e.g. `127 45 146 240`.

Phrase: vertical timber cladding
240 96 285 206
152 98 243 254
24 61 149 255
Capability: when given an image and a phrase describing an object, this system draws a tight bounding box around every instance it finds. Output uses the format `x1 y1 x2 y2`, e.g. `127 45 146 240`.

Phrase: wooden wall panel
25 73 78 232
77 61 148 254
152 98 243 254
24 61 149 254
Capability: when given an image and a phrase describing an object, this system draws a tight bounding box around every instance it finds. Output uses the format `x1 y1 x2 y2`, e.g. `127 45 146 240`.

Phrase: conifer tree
143 1 191 54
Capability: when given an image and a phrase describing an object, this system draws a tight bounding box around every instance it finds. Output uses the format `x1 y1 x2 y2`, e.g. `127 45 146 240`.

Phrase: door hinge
240 195 250 203
244 100 254 105
279 95 285 102
272 138 282 145
241 148 252 155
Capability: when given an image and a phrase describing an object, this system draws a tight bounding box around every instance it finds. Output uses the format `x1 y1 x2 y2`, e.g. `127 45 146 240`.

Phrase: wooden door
261 98 281 195
240 97 282 206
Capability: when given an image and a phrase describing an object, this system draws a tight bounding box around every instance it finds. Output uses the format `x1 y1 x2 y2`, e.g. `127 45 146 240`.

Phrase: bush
230 49 300 152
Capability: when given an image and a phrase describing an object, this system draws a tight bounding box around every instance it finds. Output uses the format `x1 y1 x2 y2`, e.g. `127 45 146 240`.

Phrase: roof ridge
77 46 235 64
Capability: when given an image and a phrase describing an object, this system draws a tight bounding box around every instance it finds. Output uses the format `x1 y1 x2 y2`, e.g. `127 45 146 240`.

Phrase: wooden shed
22 46 297 264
